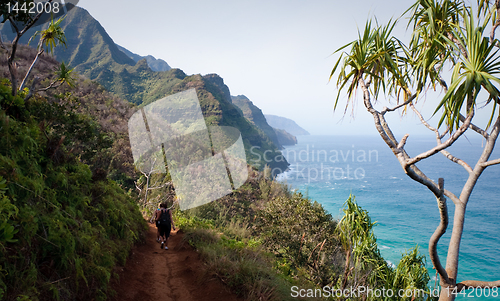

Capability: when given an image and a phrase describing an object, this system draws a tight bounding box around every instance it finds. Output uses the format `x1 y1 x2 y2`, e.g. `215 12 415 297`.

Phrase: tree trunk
19 49 44 92
341 249 351 293
143 175 150 205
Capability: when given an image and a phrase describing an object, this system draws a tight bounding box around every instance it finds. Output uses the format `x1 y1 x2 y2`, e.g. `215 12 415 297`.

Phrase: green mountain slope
0 6 288 172
117 44 171 72
231 95 283 149
140 72 289 172
3 7 288 173
274 128 297 146
0 45 139 188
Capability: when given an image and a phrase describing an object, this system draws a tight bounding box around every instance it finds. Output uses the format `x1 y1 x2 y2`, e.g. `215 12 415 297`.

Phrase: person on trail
155 202 176 250
155 203 162 243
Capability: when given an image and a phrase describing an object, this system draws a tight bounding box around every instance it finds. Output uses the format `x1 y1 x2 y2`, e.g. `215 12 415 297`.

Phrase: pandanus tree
0 0 70 98
330 0 500 300
337 195 431 300
19 16 67 92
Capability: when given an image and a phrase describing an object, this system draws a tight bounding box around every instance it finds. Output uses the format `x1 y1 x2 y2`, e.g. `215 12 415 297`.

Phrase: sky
75 0 484 136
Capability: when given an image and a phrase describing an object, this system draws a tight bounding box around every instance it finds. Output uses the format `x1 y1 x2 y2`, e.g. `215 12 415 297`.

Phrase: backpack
158 209 170 226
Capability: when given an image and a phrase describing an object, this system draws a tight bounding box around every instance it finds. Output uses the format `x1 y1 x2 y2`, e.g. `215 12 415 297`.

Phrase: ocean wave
386 260 396 268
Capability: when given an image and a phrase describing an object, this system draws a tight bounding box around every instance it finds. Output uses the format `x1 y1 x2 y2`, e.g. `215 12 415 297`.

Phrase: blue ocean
277 135 500 300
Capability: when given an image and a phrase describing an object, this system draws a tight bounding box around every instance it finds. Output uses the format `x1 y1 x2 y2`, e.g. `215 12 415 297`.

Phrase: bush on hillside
0 80 147 300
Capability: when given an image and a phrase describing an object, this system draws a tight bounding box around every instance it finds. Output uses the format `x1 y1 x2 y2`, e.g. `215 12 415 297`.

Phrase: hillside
0 44 138 187
274 128 297 146
117 45 171 72
0 6 288 173
231 95 282 149
0 46 146 300
265 114 310 136
0 6 136 75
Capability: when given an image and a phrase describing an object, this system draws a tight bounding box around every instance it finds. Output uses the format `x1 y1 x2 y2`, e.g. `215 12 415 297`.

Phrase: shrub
0 80 147 300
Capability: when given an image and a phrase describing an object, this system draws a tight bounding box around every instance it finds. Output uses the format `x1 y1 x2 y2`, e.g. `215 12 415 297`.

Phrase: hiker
155 203 162 242
155 202 176 250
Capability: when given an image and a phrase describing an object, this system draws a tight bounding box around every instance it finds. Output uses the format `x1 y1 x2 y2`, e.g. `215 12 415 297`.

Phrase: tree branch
397 134 409 149
24 76 40 101
477 116 500 169
443 189 461 205
481 158 500 167
429 178 451 285
358 77 452 203
358 77 397 149
447 32 468 59
148 181 172 190
410 103 473 173
405 112 473 167
134 181 142 193
37 80 64 92
17 0 55 37
459 114 488 138
19 48 44 91
6 0 55 95
490 0 500 44
410 102 438 132
457 280 500 291
440 150 473 173
380 95 416 115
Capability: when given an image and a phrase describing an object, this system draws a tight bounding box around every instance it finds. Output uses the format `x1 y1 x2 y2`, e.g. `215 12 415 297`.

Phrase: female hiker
155 202 176 250
155 203 162 242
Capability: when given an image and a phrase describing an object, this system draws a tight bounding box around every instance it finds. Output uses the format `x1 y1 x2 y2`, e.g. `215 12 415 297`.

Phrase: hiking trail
110 223 243 301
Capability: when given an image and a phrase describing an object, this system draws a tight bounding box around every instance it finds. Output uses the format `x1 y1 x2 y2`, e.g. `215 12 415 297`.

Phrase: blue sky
76 0 467 136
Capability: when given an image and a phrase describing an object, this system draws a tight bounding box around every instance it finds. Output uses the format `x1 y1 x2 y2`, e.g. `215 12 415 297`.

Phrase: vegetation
336 196 433 301
0 79 146 300
330 0 500 299
175 170 337 300
231 95 283 149
174 168 433 300
0 3 443 301
1 44 141 190
0 11 148 299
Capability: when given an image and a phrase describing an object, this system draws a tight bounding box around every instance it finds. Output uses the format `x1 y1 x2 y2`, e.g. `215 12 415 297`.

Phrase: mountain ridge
0 6 288 172
116 45 171 72
231 94 283 149
265 114 310 136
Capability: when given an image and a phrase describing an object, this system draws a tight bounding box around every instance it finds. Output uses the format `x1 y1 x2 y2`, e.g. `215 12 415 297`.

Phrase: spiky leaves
407 0 464 91
330 20 409 113
436 10 500 129
332 0 500 133
20 16 67 92
30 16 66 54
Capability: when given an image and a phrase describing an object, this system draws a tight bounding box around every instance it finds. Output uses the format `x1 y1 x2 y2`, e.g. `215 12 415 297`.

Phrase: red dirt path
110 223 243 301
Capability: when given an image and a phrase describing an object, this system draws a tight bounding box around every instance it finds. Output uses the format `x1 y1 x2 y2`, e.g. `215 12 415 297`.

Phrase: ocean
276 135 500 300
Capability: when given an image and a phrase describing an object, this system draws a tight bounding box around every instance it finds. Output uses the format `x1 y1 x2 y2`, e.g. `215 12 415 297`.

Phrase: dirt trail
110 223 243 301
